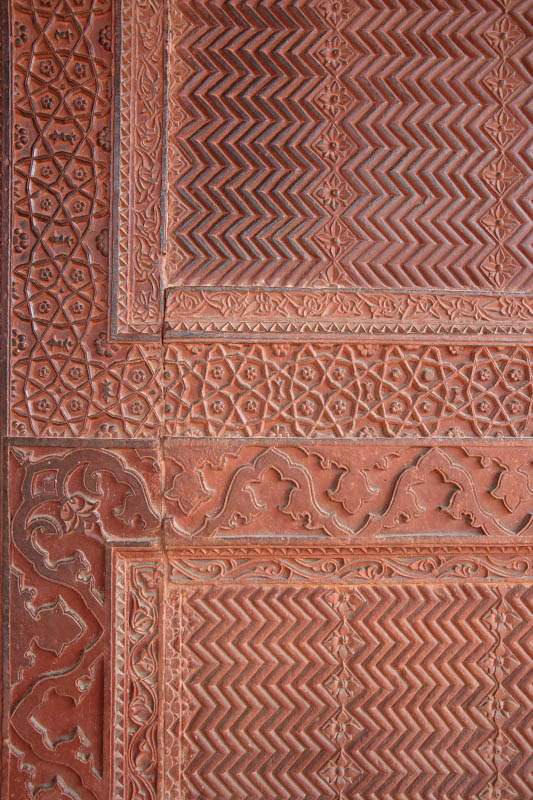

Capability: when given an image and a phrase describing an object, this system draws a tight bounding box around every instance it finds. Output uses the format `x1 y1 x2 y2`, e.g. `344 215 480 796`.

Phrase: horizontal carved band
165 287 533 335
165 343 533 438
163 439 533 542
167 554 533 583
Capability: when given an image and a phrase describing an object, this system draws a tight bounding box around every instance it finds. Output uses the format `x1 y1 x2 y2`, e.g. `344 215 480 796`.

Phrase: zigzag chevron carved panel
161 579 533 800
166 0 531 291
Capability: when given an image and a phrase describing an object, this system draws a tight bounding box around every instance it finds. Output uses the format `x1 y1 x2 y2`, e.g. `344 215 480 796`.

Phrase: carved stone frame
113 547 533 799
112 0 533 340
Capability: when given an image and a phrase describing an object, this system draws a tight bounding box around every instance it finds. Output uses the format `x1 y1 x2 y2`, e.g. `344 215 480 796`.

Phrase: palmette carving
163 588 198 800
115 0 165 333
125 562 162 800
168 552 533 584
163 440 533 540
165 287 533 335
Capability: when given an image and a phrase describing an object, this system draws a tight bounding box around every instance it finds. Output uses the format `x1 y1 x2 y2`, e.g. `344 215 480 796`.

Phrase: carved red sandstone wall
2 0 533 798
9 0 163 439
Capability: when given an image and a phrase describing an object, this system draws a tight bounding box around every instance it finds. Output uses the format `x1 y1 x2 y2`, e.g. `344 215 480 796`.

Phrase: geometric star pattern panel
164 343 533 438
2 0 533 798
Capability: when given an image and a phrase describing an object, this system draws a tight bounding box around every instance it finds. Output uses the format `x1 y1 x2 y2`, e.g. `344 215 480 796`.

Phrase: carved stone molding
113 0 165 335
167 548 533 584
113 556 163 800
165 288 533 337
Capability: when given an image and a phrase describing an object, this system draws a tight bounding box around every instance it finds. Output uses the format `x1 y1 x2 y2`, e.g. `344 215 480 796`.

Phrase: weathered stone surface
3 0 532 797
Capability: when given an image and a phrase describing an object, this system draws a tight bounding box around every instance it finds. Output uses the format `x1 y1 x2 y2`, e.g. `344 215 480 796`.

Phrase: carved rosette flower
317 81 351 117
483 62 522 101
315 218 355 259
318 35 352 71
480 248 519 289
481 203 519 242
484 109 522 147
316 175 352 210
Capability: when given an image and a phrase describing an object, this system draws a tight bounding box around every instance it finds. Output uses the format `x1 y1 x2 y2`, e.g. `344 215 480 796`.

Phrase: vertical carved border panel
112 0 165 336
4 443 161 800
8 0 165 439
112 553 163 800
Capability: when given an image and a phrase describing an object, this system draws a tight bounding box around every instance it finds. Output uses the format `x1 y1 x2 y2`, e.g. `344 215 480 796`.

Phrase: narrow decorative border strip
165 286 533 336
167 554 533 584
113 0 165 336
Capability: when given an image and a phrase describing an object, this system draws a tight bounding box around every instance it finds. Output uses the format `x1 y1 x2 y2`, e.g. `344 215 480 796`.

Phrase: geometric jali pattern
10 0 164 437
165 343 533 438
11 341 163 438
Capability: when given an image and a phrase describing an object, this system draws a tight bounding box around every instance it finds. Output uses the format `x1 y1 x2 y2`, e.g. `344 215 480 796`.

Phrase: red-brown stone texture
2 0 532 798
